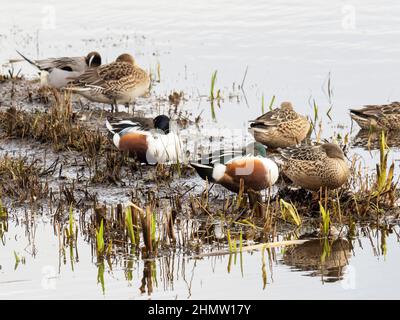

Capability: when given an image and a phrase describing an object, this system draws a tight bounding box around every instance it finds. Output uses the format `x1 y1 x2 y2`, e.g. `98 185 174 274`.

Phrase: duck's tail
106 118 147 149
349 108 365 117
16 50 41 70
106 118 142 135
105 118 123 148
190 162 215 182
349 109 372 129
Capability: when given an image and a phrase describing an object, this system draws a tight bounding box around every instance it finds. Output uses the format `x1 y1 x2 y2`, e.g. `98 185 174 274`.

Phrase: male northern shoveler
106 115 183 164
190 143 279 193
350 102 400 130
68 53 150 113
249 101 310 148
16 50 101 88
280 143 350 191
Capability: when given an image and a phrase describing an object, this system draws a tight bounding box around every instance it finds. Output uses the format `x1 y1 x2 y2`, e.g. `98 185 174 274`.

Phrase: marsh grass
0 155 47 202
13 251 25 270
125 206 136 246
64 206 78 246
0 199 7 218
319 202 330 237
97 260 106 294
280 199 302 226
268 95 276 112
0 90 108 156
210 70 218 101
209 70 223 121
0 91 138 186
373 131 397 202
261 93 265 114
96 219 105 256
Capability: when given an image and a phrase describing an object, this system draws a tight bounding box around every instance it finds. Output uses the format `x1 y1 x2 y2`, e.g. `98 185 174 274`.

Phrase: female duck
69 53 150 113
350 102 400 130
280 143 350 191
249 102 310 148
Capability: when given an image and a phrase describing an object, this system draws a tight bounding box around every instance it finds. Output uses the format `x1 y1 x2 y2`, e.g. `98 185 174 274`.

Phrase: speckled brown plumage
249 102 310 148
281 143 350 191
350 102 400 130
68 53 150 105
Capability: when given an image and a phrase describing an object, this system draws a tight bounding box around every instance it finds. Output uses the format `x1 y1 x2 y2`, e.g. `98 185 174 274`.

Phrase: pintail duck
350 102 400 130
190 143 279 193
16 50 101 89
249 102 310 149
68 53 150 113
280 143 350 191
106 115 183 164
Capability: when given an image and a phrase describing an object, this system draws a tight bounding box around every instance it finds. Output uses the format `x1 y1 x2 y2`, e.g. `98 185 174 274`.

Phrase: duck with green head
190 142 279 193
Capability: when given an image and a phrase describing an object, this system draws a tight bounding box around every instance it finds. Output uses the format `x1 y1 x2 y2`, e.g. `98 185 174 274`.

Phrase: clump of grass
0 155 47 202
0 93 133 185
280 199 302 226
373 131 397 203
0 92 108 157
138 204 158 258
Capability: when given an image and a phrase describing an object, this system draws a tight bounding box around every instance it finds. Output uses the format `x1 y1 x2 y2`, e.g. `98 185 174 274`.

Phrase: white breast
260 157 279 185
147 132 183 164
47 69 82 89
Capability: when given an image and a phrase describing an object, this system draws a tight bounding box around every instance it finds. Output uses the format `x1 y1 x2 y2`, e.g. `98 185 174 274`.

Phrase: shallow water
1 219 400 299
3 0 400 132
1 0 400 299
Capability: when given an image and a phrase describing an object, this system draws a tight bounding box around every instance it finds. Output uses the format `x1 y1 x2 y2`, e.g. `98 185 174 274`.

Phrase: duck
280 143 350 191
283 238 351 280
190 143 279 193
249 101 310 148
350 102 400 130
353 129 400 150
105 115 183 164
16 50 101 88
67 53 150 113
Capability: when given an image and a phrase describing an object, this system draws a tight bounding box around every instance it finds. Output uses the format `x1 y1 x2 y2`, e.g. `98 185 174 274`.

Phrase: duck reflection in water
283 238 352 282
353 129 400 150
